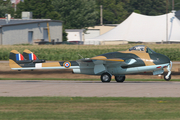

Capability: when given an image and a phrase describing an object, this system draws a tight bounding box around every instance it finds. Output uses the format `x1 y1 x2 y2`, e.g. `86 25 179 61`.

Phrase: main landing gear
101 73 111 82
115 76 126 82
100 72 126 83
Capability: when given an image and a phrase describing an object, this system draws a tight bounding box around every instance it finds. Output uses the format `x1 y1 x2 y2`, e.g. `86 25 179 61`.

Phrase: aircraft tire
164 74 171 81
115 76 125 82
101 73 111 82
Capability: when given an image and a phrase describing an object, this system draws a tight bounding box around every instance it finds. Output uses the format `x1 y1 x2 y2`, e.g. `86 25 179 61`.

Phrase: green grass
1 44 180 61
0 97 180 120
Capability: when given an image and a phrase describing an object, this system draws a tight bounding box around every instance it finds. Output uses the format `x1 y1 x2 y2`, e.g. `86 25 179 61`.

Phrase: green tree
62 28 68 41
97 0 129 24
52 0 98 29
96 0 128 24
125 0 166 15
0 0 14 18
170 0 180 11
15 0 60 20
95 0 168 24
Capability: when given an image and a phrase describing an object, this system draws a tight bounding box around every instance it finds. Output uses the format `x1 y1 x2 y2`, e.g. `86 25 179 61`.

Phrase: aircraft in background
9 45 172 82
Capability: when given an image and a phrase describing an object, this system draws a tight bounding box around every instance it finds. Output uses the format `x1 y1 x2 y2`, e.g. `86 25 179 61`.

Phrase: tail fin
9 50 25 62
23 49 45 63
23 49 38 60
9 50 26 69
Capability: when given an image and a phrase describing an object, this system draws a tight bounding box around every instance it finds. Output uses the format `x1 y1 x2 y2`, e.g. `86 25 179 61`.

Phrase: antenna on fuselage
78 54 84 59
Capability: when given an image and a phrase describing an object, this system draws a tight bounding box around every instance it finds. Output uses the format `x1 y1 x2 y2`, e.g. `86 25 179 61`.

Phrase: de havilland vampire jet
9 45 172 82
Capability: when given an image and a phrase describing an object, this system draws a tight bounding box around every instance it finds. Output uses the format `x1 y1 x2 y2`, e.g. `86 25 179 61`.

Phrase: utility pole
166 0 169 43
100 5 103 26
172 0 174 10
14 4 16 12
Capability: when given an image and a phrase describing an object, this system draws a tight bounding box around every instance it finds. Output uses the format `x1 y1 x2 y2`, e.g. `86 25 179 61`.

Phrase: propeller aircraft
9 45 172 82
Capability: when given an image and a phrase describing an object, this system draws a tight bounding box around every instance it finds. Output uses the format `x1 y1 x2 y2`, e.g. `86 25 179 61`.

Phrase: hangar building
0 19 62 45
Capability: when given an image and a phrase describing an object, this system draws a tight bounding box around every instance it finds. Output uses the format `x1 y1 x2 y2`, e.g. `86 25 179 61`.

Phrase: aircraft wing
91 56 124 62
77 56 137 75
78 56 136 66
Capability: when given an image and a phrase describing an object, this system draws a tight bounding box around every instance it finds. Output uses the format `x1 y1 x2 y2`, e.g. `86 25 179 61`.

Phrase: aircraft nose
156 54 170 64
151 53 170 65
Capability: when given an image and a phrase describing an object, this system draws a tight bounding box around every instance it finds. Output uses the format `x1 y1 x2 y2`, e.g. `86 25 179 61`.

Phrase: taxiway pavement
0 80 179 97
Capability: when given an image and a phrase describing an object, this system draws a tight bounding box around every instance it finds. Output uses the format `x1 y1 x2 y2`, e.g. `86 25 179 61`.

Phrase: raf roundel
63 61 71 68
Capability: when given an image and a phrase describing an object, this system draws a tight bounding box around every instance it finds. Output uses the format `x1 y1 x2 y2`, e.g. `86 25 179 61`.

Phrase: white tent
85 12 180 45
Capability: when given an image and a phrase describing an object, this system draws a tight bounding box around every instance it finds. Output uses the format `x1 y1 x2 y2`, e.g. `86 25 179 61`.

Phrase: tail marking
16 53 24 61
29 53 37 60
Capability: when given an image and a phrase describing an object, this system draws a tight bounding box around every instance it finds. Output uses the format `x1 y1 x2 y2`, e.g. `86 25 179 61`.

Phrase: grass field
1 44 180 61
0 97 180 120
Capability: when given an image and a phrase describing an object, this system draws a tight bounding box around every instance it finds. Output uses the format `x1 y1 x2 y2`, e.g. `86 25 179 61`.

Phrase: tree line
1 0 180 40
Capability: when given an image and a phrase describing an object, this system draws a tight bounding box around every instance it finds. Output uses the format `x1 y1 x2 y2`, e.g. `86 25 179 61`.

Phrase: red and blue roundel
63 61 71 68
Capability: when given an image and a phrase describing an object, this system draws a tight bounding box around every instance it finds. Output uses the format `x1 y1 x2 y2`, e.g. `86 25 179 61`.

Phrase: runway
0 80 180 97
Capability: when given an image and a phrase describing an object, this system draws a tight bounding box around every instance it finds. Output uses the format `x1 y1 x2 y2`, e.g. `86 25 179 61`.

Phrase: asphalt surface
0 80 180 97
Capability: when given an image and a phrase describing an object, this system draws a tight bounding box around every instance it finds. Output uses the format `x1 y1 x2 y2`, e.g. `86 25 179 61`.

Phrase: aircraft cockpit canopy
129 45 155 54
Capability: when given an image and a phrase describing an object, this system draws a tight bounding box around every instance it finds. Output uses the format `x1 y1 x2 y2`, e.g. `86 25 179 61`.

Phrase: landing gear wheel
164 74 171 81
101 73 111 82
115 76 126 82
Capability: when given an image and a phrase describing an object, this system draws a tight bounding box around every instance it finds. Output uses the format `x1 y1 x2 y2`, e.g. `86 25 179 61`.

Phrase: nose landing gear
164 61 172 81
164 74 171 81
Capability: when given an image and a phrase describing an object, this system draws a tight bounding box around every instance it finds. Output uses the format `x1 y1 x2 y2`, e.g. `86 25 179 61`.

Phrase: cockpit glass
146 47 155 54
129 45 156 54
129 45 145 51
